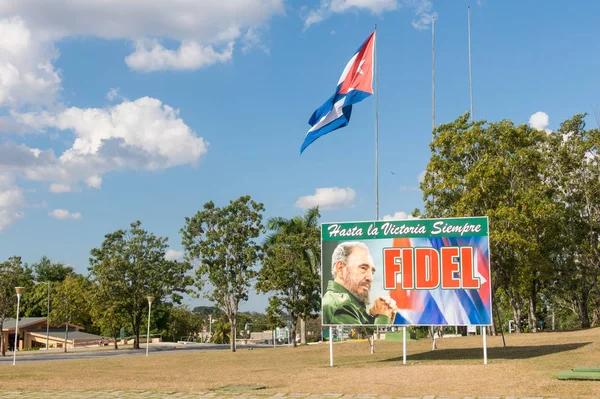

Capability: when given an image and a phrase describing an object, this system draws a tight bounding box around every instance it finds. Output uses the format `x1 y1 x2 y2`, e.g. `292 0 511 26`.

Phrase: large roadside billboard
321 217 492 326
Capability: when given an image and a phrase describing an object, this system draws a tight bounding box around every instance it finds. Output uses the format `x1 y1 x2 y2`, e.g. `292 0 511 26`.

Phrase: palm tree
264 207 321 344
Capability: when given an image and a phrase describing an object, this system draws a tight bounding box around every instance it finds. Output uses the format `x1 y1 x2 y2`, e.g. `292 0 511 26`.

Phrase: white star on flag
357 59 366 75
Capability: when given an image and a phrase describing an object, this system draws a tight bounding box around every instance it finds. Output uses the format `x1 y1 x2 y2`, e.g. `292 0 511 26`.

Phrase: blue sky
1 0 599 312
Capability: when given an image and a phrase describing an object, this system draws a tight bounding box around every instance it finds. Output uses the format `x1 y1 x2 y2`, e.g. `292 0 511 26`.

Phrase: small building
1 317 108 351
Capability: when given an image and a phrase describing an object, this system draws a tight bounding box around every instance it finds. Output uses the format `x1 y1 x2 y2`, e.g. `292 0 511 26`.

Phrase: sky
1 0 599 312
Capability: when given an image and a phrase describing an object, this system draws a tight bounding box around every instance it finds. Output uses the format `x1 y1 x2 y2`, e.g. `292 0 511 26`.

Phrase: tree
544 114 600 328
263 207 321 344
181 195 265 352
421 113 557 333
161 305 203 342
89 279 129 350
89 221 192 349
21 256 74 318
257 230 321 347
0 257 31 356
34 256 74 282
210 317 231 344
49 274 92 352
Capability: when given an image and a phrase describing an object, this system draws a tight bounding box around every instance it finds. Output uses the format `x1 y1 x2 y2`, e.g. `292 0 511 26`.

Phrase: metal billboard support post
402 326 407 365
482 326 488 365
329 327 334 367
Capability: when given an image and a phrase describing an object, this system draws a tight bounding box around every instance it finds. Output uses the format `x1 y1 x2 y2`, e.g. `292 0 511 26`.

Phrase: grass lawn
0 327 598 398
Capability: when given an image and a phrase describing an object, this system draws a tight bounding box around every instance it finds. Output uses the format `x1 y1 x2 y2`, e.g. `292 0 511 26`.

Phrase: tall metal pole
431 15 436 213
146 296 154 357
46 282 50 350
468 6 474 122
13 287 24 366
374 25 379 221
432 16 435 137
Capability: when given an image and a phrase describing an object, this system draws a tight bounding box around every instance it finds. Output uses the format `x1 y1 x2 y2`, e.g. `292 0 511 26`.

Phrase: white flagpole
432 16 435 137
468 6 474 122
373 25 379 358
374 25 379 221
431 15 436 214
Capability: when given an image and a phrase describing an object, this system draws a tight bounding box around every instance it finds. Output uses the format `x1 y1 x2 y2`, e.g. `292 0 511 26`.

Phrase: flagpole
431 16 436 212
468 6 474 122
374 24 379 221
432 16 435 138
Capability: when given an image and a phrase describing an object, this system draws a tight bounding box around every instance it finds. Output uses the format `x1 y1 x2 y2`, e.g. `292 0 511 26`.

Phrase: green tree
161 305 203 342
89 279 128 350
0 257 31 356
49 274 92 352
421 113 557 333
21 256 74 318
181 195 265 352
263 207 321 344
210 317 231 344
89 221 193 349
257 230 320 347
34 256 74 282
544 114 600 328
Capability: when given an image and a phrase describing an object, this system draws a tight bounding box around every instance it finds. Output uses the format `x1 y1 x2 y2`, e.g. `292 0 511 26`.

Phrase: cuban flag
300 31 376 154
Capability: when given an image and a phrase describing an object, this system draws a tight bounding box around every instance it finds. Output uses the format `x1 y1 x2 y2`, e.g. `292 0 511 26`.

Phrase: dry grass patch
0 328 599 398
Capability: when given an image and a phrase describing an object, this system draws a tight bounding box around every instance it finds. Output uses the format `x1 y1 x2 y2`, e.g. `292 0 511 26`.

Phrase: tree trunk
230 317 237 352
527 293 537 332
578 295 591 329
300 318 306 345
112 328 119 350
510 294 522 333
133 320 141 350
528 286 538 333
291 320 298 348
0 318 5 356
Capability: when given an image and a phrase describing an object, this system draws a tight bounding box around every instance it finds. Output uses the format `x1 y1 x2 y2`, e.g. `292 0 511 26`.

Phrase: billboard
321 216 491 326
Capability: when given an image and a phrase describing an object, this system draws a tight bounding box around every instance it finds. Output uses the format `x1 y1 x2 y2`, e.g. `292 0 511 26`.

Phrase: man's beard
355 285 370 304
343 270 370 304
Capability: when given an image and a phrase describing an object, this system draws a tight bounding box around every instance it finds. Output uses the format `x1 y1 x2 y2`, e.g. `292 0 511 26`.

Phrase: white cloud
241 29 270 55
0 17 61 108
408 0 436 30
304 0 435 30
85 175 102 189
1 1 284 72
0 173 25 232
382 211 418 220
165 249 184 262
529 111 552 133
418 170 426 183
49 183 71 193
106 87 120 101
295 187 356 210
125 40 234 72
48 208 82 220
9 96 208 190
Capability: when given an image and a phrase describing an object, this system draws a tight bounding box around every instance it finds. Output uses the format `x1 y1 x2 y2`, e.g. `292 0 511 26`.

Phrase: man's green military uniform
322 281 391 325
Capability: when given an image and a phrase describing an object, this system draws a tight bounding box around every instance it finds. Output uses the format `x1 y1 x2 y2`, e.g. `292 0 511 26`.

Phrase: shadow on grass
380 342 592 362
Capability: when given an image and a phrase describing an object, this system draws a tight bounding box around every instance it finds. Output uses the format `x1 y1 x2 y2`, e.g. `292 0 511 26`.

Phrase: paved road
0 343 271 364
0 392 555 399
